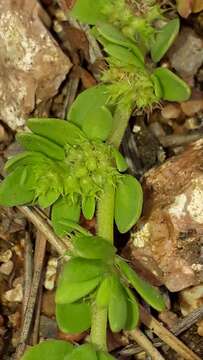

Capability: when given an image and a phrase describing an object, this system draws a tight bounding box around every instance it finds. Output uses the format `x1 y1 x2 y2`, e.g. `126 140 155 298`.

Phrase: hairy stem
90 183 115 351
108 103 132 148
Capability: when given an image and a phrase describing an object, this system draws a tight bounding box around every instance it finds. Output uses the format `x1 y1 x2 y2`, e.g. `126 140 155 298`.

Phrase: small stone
168 27 203 79
44 257 58 290
0 260 13 275
179 284 203 316
181 98 203 116
3 284 23 303
184 117 201 130
161 104 182 120
0 249 12 262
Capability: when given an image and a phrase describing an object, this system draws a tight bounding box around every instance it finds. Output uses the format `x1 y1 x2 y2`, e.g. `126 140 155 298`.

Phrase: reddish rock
126 140 203 292
0 0 71 130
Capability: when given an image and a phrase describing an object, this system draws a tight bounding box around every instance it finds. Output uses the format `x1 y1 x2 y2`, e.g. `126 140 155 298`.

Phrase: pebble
179 284 203 316
0 249 12 262
3 284 23 303
44 257 58 290
168 27 203 78
0 260 14 275
161 104 182 120
181 98 203 116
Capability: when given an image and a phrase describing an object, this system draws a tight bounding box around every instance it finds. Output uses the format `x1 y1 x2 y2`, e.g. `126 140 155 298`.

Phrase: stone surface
0 0 71 130
179 284 203 337
181 91 203 116
168 27 203 81
127 140 203 292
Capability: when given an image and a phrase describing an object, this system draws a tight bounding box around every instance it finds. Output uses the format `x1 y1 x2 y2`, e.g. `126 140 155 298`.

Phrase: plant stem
90 183 115 351
108 103 132 149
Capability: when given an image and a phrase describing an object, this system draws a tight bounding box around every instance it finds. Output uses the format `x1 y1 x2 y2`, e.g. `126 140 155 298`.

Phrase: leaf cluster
55 234 165 334
71 0 191 107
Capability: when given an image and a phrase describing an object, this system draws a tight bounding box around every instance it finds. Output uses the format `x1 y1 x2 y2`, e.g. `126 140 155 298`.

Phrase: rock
168 27 203 80
179 284 203 316
3 284 23 303
0 260 13 275
0 249 12 262
0 0 71 130
179 284 203 337
127 139 203 292
161 104 182 120
181 91 203 116
44 257 58 290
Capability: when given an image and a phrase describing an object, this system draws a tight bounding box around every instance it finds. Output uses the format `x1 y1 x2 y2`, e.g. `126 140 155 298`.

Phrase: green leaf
28 118 87 146
82 106 113 141
51 197 81 236
124 287 139 330
56 276 102 304
16 133 65 161
96 276 112 308
82 196 96 220
38 189 60 208
151 18 180 63
0 167 35 206
56 302 91 333
108 275 128 332
70 0 107 25
96 23 144 63
72 235 116 261
104 44 144 68
57 258 108 283
69 85 109 129
151 74 163 99
64 344 97 360
153 68 191 102
97 351 115 360
112 148 128 172
115 175 143 233
5 151 48 173
21 340 73 360
116 257 166 312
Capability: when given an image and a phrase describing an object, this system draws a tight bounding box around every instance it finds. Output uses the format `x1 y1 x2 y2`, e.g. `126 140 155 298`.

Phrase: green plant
0 1 192 359
70 0 191 148
0 114 164 359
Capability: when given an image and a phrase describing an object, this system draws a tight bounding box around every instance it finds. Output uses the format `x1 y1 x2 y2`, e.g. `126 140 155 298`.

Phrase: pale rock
127 140 203 292
3 284 23 302
181 93 203 116
0 0 71 130
0 260 14 275
168 28 203 79
179 284 203 336
161 104 182 120
179 284 203 316
0 249 12 262
44 257 58 290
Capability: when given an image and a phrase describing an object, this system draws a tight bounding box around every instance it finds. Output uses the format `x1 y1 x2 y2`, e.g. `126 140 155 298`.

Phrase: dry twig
126 328 165 360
